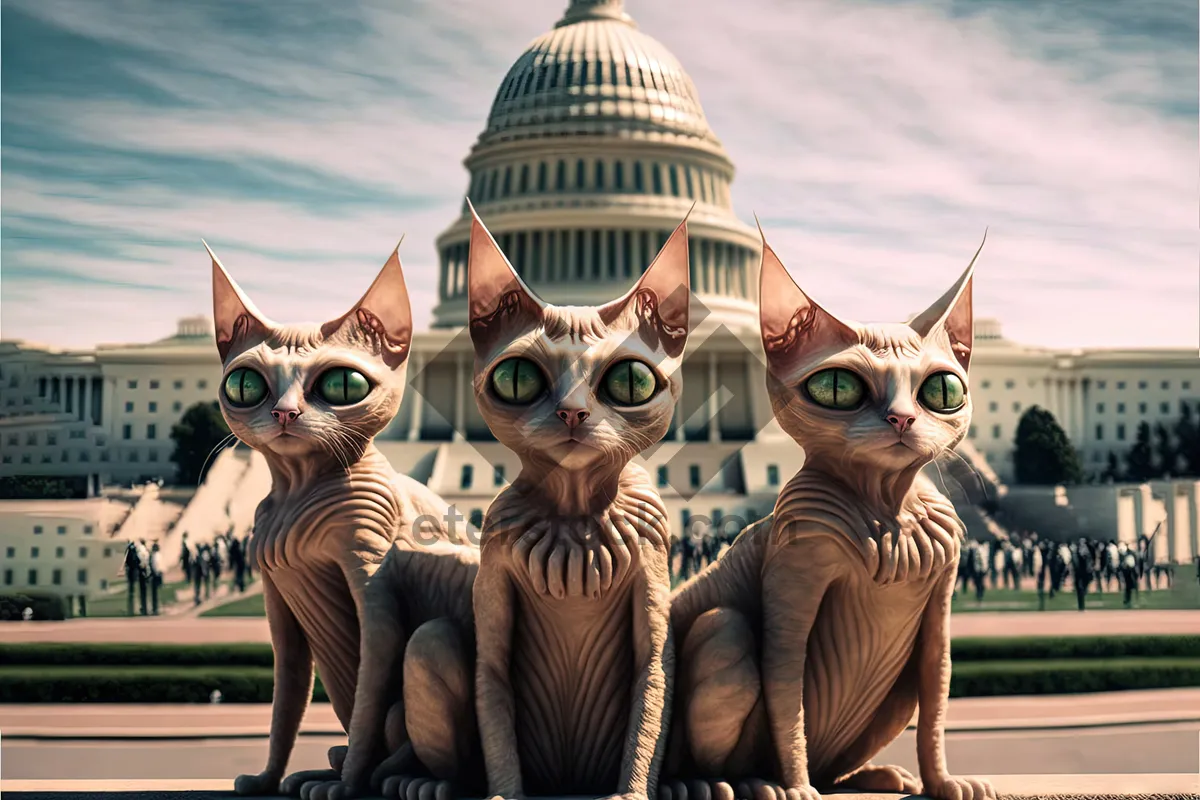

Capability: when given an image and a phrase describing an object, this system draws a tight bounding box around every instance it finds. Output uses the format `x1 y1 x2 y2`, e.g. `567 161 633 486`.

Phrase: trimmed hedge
5 635 1199 669
949 658 1200 697
0 666 327 704
3 658 1198 703
0 593 67 621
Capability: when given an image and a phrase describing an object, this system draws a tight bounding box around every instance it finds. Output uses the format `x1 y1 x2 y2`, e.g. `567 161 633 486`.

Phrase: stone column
407 354 425 442
708 351 721 443
82 377 93 425
453 352 466 442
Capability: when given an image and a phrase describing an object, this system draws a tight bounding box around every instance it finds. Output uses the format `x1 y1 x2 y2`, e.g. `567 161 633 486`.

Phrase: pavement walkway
4 608 1197 644
4 688 1198 739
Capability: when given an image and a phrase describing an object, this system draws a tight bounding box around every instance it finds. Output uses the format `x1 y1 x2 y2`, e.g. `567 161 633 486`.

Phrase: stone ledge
3 776 1198 800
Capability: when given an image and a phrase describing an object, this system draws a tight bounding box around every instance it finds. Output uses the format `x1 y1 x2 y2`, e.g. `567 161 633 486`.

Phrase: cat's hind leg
383 618 479 800
676 608 761 779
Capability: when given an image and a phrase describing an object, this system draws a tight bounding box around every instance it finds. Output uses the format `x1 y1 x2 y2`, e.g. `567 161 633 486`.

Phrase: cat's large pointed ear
598 207 692 359
757 221 857 376
467 200 545 356
321 241 413 370
208 241 273 363
908 230 985 371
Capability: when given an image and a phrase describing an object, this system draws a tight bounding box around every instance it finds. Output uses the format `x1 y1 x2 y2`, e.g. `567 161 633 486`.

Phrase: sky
2 0 1196 351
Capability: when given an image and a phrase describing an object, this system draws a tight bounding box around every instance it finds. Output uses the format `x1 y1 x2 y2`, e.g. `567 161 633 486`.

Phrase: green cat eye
603 360 658 406
491 358 545 405
804 368 865 410
223 368 268 408
919 372 966 412
317 368 372 406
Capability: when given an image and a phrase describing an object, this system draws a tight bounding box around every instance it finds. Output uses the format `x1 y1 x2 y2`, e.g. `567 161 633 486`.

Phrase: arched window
575 159 586 190
537 162 548 192
518 164 529 194
580 60 590 85
633 162 645 193
555 160 566 191
668 165 680 197
594 160 605 191
614 161 625 191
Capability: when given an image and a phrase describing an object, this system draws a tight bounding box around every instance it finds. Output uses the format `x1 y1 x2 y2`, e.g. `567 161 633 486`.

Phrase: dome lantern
556 0 634 28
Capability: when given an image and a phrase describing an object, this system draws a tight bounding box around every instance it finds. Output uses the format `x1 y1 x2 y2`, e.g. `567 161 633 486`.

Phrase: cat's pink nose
271 407 302 426
886 413 915 434
557 408 590 429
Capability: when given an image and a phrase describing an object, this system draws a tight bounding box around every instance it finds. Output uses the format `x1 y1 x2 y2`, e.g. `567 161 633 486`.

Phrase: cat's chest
252 495 342 571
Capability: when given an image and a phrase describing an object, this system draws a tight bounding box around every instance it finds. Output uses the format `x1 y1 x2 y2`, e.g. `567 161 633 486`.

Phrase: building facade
1 0 1197 523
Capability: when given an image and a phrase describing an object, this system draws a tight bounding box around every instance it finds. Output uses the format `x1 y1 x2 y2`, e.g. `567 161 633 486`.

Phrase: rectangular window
1161 381 1170 390
1005 380 1015 389
1097 403 1105 414
79 546 89 558
1138 403 1147 414
988 401 998 412
1117 423 1127 441
172 401 182 412
77 568 88 585
767 464 780 487
1095 424 1103 441
52 568 62 586
992 425 1002 439
4 546 13 558
656 465 669 488
1117 381 1126 390
149 401 158 413
1097 380 1107 389
1012 402 1021 412
148 449 158 463
1117 403 1126 414
1138 381 1147 390
3 569 11 586
1184 381 1192 390
149 380 159 390
460 464 473 489
493 464 506 486
47 433 57 446
56 526 66 535
198 380 208 390
33 525 43 535
122 424 132 440
55 547 64 558
127 380 138 389
968 425 977 439
83 525 93 535
147 424 157 440
689 464 701 488
1160 402 1170 414
27 569 37 585
173 380 184 390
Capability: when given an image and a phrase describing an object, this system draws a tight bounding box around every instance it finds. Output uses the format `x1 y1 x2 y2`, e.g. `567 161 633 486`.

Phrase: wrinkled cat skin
665 230 996 800
468 202 690 800
209 245 471 798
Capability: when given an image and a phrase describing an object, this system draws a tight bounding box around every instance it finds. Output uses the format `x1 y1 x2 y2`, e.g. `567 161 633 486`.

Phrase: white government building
2 0 1199 604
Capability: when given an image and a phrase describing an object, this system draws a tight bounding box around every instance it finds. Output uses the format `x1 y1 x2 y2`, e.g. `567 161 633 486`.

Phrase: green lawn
85 579 193 618
200 591 265 617
951 577 1200 613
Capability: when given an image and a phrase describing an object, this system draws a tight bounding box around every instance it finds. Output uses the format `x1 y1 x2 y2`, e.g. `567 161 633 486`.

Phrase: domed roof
479 0 721 148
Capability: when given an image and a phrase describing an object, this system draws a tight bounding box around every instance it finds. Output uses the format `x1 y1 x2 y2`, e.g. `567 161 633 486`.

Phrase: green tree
1101 451 1123 482
1153 422 1176 477
1125 421 1155 482
1012 406 1083 485
1174 401 1200 476
170 401 231 485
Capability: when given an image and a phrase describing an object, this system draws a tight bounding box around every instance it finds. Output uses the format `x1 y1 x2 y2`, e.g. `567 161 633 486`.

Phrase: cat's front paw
234 770 281 797
280 769 340 797
660 779 737 800
381 775 458 800
921 774 996 800
735 779 822 800
297 780 362 800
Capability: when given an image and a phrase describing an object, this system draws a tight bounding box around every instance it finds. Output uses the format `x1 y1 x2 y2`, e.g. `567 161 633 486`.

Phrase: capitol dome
431 0 761 330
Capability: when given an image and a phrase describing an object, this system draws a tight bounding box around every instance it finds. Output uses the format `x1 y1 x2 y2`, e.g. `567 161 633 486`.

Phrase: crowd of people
179 530 253 606
670 523 740 582
121 538 165 616
957 530 1175 610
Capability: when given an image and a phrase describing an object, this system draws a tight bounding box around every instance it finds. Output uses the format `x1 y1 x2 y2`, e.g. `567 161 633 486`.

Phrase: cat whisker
197 433 240 486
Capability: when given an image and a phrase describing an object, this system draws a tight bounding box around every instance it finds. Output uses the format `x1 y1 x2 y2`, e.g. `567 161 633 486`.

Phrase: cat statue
468 203 688 800
665 229 995 800
208 243 471 797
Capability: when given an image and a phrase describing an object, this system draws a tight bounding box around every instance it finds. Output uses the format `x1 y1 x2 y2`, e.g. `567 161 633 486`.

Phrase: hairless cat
665 228 995 800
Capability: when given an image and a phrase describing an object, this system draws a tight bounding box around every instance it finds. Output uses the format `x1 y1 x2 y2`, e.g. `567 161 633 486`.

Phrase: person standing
135 539 150 616
1120 551 1140 607
242 533 254 581
192 544 208 606
179 533 193 583
228 535 246 593
1072 537 1093 611
148 542 163 615
122 541 140 616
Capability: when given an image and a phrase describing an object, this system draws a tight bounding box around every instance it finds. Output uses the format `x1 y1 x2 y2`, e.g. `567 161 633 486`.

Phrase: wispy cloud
2 0 1195 349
